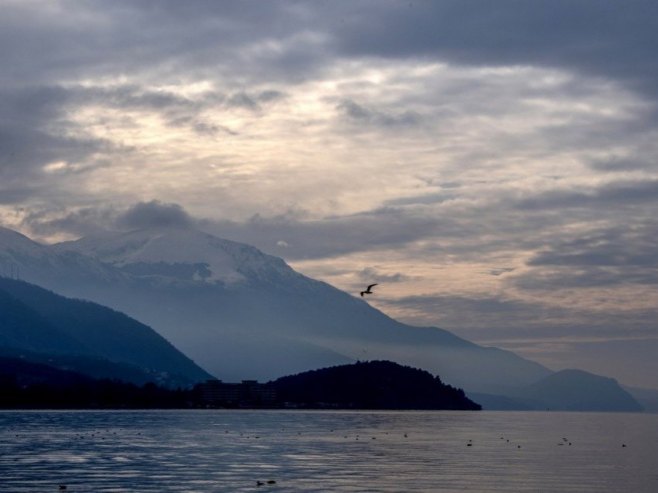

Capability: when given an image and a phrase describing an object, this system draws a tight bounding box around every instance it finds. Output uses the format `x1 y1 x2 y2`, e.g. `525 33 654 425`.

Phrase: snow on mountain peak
0 226 47 254
54 227 295 285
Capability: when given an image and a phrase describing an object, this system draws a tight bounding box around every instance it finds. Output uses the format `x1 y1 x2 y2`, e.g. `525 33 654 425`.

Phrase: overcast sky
2 0 658 388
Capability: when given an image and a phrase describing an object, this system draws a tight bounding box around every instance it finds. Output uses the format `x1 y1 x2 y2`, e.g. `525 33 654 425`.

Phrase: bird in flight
360 284 378 297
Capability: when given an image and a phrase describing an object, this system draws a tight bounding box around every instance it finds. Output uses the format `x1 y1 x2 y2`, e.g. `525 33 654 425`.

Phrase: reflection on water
1 410 656 492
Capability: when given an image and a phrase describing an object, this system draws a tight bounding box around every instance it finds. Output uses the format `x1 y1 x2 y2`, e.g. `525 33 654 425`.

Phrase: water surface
1 410 656 492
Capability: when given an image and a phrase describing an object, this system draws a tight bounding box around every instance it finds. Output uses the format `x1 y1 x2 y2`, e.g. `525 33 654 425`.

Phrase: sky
1 0 658 389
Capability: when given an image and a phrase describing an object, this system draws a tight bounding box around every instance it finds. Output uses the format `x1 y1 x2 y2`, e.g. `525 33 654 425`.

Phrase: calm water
0 410 656 492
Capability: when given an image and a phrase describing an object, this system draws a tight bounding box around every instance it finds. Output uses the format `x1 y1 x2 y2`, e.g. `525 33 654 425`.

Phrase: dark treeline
0 357 196 409
275 360 481 410
0 378 196 410
0 357 480 410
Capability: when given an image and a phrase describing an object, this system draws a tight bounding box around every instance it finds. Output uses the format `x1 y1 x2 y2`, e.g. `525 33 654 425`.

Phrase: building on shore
197 379 277 408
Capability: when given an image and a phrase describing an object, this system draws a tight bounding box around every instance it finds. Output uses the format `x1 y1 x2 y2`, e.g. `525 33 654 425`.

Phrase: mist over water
1 410 656 492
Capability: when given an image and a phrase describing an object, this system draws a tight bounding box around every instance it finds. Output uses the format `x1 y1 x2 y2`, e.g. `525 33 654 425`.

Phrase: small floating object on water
467 443 472 447
257 479 277 486
622 444 627 447
58 486 67 491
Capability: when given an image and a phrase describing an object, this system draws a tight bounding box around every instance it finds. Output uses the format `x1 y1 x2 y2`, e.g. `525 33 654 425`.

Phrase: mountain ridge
0 277 212 387
3 224 638 411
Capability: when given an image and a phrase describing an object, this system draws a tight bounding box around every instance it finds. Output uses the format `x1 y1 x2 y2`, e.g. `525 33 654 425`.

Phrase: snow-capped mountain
0 226 126 287
1 225 552 395
54 227 298 286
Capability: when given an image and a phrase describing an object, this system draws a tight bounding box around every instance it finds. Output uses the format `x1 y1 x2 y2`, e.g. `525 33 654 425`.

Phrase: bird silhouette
360 283 378 296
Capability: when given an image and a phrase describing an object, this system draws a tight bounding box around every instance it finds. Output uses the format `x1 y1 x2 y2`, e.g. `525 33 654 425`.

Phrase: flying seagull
360 283 378 297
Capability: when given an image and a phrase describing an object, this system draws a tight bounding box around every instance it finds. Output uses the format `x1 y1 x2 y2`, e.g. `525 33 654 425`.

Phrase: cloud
357 267 410 284
115 200 195 230
0 86 106 176
336 99 423 128
515 180 658 211
513 222 658 289
587 155 658 172
0 85 125 211
333 0 658 101
20 205 119 240
2 1 658 388
206 207 454 260
381 291 658 336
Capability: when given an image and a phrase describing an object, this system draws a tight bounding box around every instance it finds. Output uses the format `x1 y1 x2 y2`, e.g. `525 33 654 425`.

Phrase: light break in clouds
1 0 658 388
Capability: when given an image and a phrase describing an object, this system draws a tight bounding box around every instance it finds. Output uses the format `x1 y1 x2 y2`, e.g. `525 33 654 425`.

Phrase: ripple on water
0 410 656 493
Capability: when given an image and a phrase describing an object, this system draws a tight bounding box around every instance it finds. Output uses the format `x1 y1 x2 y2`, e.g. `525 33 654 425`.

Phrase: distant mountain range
0 225 649 411
472 369 642 412
0 277 211 387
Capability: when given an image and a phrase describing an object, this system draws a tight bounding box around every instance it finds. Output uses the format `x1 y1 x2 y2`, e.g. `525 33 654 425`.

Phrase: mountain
0 226 127 289
0 356 194 408
2 225 550 395
0 277 212 387
49 226 553 391
518 369 642 412
623 386 658 413
271 360 481 410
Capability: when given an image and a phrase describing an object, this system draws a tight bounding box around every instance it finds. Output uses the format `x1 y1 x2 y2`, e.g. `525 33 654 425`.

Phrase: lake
1 410 656 492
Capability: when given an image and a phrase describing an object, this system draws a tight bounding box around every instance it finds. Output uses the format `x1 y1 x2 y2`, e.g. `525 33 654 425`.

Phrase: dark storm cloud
0 1 316 86
513 222 658 289
529 226 658 268
3 1 658 101
208 207 450 260
587 155 658 172
19 201 198 239
203 196 580 262
116 201 195 230
21 206 119 239
516 180 658 211
0 85 117 196
334 0 658 100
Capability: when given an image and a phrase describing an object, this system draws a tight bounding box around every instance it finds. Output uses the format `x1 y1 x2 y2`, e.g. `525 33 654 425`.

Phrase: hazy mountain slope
0 346 174 386
519 369 643 412
49 227 551 391
0 277 212 387
2 225 552 392
0 289 85 354
623 386 658 413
